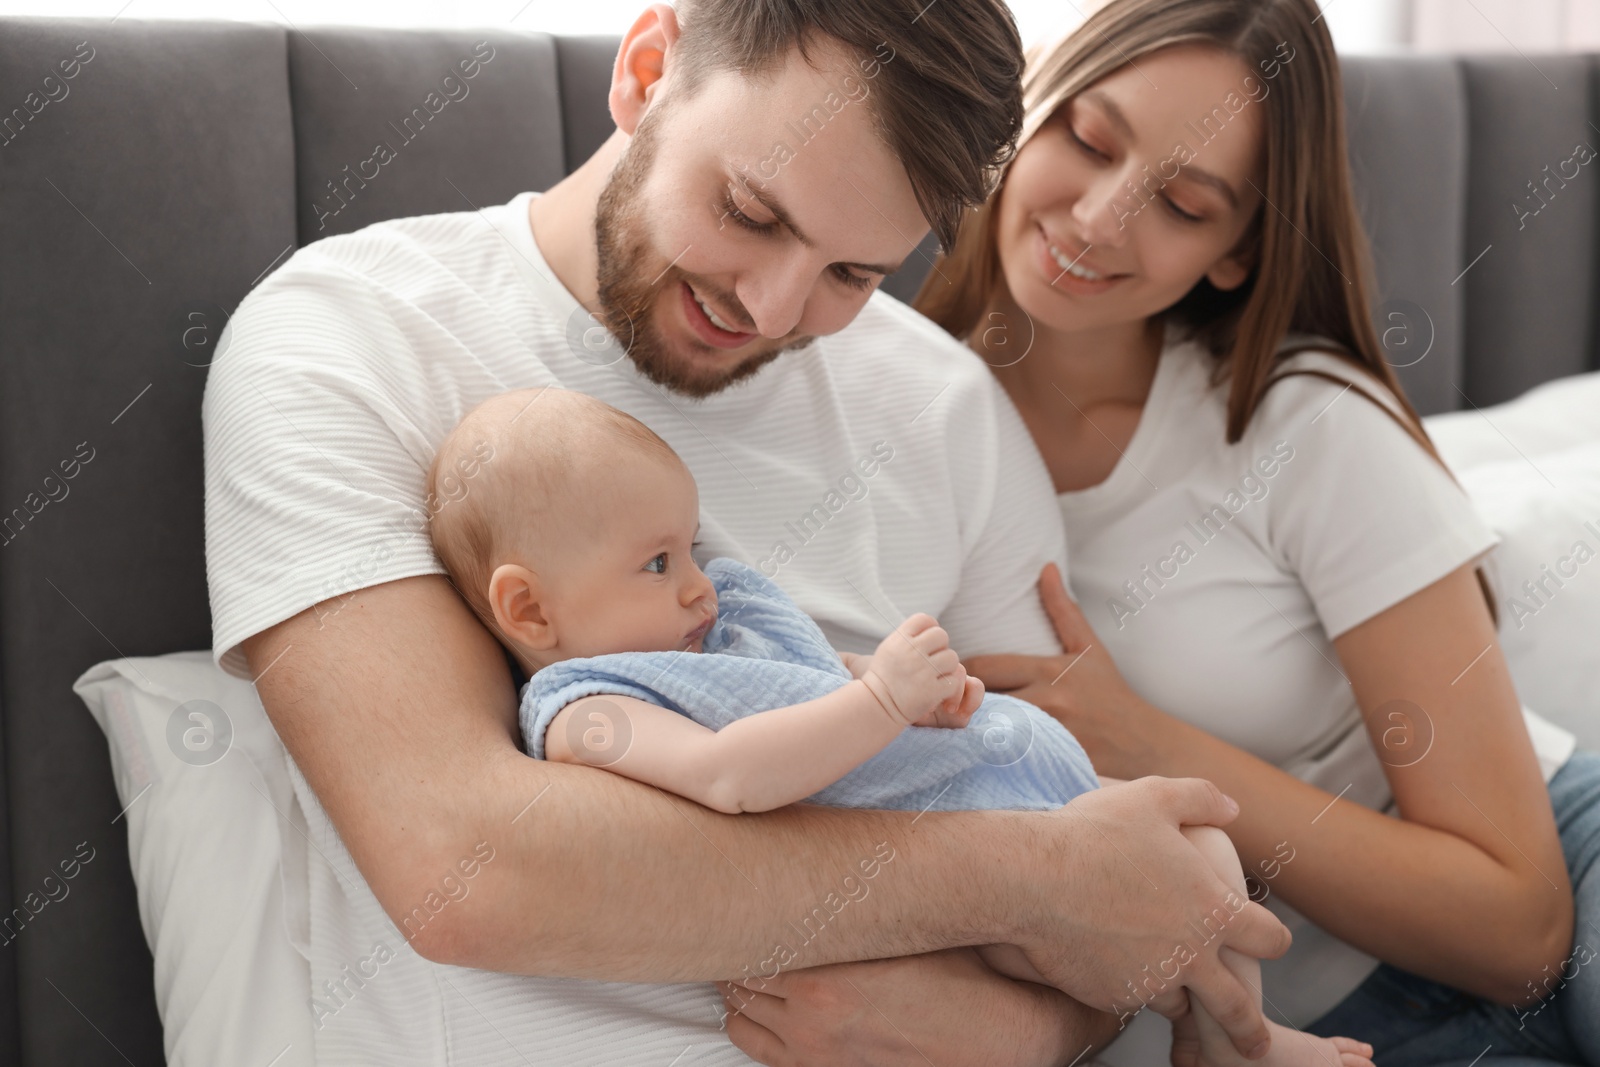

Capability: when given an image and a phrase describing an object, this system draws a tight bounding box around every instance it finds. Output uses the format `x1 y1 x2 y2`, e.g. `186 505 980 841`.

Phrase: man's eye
722 193 774 234
645 553 667 574
832 265 876 292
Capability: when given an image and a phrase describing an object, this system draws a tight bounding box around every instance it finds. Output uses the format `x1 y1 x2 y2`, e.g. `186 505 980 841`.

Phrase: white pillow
1452 445 1600 751
75 658 768 1067
73 651 315 1067
1423 373 1600 750
1428 371 1600 471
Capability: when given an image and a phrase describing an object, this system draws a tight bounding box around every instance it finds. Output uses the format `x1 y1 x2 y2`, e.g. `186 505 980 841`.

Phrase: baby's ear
487 563 556 650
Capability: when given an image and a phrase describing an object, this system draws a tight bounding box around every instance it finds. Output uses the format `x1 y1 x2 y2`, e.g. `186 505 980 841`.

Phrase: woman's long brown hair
914 0 1499 617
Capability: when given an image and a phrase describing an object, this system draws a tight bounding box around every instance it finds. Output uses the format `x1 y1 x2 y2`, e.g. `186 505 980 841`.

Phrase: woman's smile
1036 222 1124 295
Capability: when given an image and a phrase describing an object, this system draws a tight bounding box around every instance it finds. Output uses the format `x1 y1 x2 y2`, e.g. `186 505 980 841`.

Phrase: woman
909 0 1600 1064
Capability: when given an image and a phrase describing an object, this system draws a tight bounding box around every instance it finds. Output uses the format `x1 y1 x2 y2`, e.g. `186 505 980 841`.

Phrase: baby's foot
1175 1016 1374 1067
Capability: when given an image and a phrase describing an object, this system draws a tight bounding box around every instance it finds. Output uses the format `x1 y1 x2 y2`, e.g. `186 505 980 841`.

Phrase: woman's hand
965 563 1178 780
716 948 1117 1067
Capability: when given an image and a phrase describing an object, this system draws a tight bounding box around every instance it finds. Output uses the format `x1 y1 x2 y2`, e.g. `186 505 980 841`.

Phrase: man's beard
592 106 814 399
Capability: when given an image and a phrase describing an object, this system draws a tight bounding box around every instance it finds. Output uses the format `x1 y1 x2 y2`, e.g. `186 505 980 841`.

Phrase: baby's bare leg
1176 826 1372 1067
1170 825 1259 1067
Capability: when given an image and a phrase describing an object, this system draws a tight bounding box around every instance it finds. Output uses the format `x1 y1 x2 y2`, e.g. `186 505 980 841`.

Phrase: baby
426 387 1373 1067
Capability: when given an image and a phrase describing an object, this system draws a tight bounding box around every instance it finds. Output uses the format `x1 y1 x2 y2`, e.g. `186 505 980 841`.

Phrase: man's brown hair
671 0 1025 253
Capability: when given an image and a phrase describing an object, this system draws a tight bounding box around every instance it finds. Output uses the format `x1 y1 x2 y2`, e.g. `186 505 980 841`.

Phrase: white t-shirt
1060 330 1577 1028
205 194 1067 672
201 193 1068 1064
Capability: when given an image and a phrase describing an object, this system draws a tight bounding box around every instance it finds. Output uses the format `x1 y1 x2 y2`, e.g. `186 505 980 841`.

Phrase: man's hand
717 948 1120 1067
861 613 976 726
1010 778 1292 1060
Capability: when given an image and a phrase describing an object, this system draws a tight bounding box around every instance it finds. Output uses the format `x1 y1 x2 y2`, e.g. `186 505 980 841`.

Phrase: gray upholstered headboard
0 18 1594 1063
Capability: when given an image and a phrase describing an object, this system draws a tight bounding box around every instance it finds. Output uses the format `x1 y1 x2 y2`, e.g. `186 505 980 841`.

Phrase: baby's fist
861 613 966 727
913 674 985 729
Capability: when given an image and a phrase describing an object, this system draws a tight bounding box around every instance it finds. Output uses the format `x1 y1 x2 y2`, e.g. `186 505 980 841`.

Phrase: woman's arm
975 563 1573 1005
546 683 907 813
1160 564 1572 1005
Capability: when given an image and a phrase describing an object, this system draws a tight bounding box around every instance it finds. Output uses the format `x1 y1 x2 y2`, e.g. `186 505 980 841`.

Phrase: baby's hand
911 674 985 729
861 613 970 727
837 650 872 680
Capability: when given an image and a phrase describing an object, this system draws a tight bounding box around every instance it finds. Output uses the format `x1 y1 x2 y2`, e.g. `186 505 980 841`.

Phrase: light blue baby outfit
520 558 1099 812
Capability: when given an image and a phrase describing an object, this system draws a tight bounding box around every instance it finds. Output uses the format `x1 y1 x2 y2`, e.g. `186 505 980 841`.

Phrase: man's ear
488 563 557 651
610 4 682 136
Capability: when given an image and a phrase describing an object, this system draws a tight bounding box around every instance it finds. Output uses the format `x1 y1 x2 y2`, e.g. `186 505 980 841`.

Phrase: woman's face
994 44 1267 337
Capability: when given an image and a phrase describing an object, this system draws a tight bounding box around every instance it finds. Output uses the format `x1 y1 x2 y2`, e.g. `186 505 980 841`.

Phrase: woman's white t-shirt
1058 331 1577 1027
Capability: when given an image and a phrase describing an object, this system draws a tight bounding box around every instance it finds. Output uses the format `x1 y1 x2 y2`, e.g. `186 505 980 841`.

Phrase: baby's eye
645 553 668 574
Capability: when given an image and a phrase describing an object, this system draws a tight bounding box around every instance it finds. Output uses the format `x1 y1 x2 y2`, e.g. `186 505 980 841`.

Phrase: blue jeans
1306 750 1600 1066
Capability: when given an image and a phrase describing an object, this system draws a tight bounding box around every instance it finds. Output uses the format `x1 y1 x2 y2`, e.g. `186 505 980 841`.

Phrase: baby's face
546 458 718 658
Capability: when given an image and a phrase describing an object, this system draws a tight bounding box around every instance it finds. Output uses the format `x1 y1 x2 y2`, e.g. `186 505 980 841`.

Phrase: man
204 1 1290 1063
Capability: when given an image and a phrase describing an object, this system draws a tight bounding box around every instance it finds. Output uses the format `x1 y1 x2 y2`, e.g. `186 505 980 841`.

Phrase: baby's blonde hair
426 388 683 634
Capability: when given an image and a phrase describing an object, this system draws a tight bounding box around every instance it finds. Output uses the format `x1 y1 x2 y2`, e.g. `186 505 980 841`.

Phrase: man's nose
737 248 813 338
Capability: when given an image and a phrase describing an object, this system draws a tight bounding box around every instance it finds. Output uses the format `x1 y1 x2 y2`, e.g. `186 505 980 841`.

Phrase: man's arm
246 572 987 975
246 573 1288 1054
